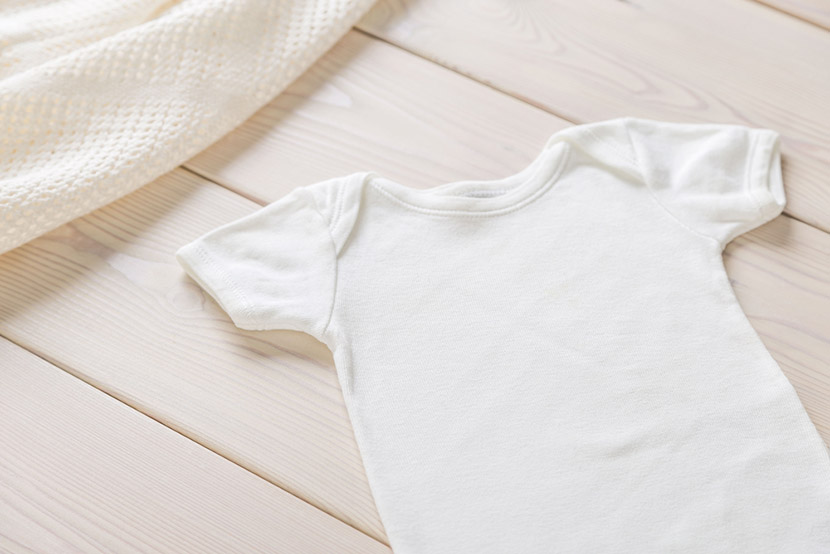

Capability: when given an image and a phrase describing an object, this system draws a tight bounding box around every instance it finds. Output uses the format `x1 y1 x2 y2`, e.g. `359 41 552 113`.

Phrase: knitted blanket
0 0 376 254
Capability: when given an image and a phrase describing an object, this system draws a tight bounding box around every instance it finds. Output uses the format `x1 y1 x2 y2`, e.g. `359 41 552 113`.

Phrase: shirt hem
175 240 265 331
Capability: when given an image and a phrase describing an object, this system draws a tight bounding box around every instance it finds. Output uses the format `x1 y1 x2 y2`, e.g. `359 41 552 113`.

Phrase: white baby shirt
175 116 830 553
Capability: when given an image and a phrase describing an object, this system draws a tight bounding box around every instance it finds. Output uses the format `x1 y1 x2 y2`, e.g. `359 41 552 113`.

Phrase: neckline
365 136 572 215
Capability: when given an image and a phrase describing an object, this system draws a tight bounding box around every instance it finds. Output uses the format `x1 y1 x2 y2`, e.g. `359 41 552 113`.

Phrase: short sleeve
175 185 337 336
612 117 786 248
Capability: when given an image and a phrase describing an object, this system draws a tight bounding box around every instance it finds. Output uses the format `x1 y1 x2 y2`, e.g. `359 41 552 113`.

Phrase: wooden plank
0 26 828 548
182 30 830 441
724 215 830 439
756 0 830 30
354 1 830 233
0 336 389 554
0 148 828 552
184 31 565 202
0 169 389 544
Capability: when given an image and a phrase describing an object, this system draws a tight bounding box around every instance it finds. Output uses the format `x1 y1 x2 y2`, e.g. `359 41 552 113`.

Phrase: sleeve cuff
175 239 264 330
747 128 786 223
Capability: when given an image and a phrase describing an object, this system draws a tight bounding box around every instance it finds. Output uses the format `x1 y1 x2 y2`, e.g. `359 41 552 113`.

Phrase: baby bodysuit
175 116 830 553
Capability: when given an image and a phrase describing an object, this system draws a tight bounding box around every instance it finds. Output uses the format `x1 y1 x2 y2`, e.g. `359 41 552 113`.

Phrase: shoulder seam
306 184 340 343
587 117 724 251
743 129 766 219
329 178 346 245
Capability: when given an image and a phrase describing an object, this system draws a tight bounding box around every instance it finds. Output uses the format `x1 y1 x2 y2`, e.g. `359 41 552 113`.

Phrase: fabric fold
0 0 377 254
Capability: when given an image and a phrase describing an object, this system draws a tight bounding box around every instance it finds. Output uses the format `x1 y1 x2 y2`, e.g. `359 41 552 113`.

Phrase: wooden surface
2 0 828 550
0 337 389 553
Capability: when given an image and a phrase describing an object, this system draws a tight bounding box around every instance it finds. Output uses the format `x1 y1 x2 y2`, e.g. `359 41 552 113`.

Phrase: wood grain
0 336 390 553
724 215 830 438
756 0 830 30
355 0 830 233
0 168 388 543
0 150 828 551
184 30 568 203
1 8 828 549
183 29 830 442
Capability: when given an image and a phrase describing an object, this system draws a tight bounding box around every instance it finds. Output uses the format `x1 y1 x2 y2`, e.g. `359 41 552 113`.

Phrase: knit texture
0 0 377 254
